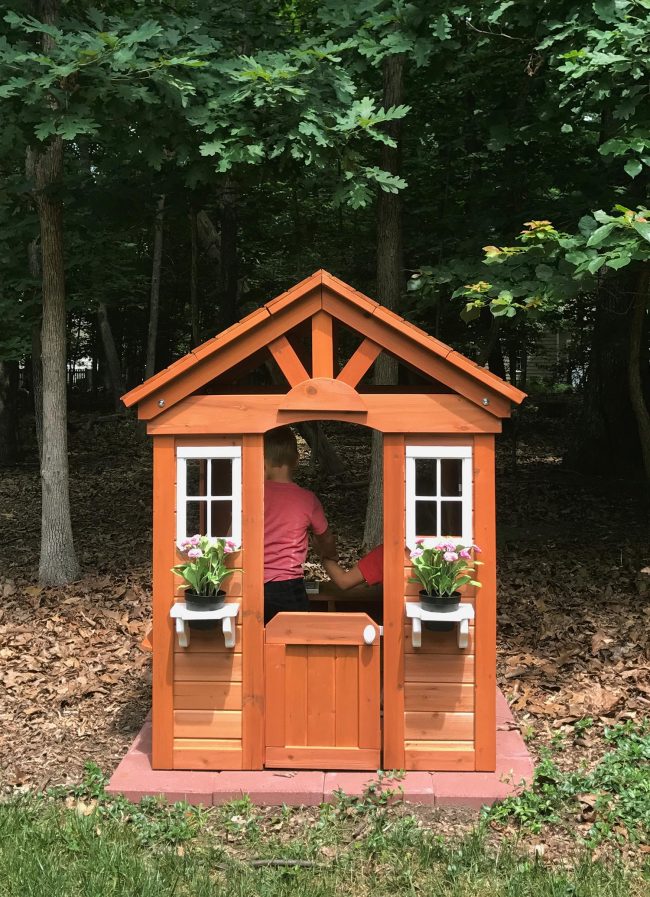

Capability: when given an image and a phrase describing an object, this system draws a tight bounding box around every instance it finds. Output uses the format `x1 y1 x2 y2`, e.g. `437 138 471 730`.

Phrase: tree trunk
28 239 43 462
628 267 650 484
0 361 19 466
29 134 80 584
190 203 200 348
145 194 165 379
28 0 79 585
363 52 405 550
297 422 346 477
97 302 125 410
219 177 239 328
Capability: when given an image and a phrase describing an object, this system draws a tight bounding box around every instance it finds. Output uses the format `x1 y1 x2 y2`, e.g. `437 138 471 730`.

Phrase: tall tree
27 0 79 584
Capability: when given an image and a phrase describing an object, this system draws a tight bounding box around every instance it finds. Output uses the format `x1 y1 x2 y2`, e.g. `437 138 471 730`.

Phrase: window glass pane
210 500 233 539
440 459 462 496
210 458 233 496
415 500 437 537
415 459 437 496
186 500 207 537
186 459 205 497
440 501 462 537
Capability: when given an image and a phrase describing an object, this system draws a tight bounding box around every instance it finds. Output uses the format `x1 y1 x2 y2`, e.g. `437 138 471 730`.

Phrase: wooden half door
264 613 381 769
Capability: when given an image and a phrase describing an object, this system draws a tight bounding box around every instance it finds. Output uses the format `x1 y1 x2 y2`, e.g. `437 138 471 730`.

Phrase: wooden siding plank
265 746 379 770
306 646 336 746
404 653 475 683
173 740 242 770
268 335 309 386
174 653 242 682
265 644 286 748
404 624 475 654
174 624 242 653
337 338 382 387
173 710 242 739
404 711 474 741
383 433 405 768
147 393 501 436
242 434 265 769
152 435 176 768
174 681 242 710
473 434 497 771
285 646 308 746
311 311 334 378
404 682 474 713
335 646 358 747
404 743 475 771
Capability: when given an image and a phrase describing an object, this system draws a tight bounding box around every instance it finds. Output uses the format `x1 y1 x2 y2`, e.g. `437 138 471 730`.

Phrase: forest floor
0 404 648 867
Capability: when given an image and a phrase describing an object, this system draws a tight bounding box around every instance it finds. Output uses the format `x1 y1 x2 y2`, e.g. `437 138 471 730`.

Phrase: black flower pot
420 589 460 632
185 589 226 631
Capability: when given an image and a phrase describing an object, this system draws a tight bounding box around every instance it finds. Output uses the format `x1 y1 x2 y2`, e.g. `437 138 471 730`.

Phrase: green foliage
409 539 482 597
171 536 240 597
485 718 650 847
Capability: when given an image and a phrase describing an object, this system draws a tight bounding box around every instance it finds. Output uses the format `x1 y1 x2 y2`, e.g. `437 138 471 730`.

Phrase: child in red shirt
264 426 337 623
323 544 383 589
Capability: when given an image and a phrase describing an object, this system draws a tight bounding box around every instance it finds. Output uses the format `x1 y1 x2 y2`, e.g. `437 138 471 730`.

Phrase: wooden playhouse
122 270 525 773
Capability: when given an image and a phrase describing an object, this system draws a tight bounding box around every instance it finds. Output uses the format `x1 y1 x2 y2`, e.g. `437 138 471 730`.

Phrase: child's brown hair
264 426 299 469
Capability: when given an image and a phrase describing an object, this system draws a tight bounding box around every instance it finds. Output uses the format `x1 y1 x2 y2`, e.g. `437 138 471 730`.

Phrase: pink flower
178 538 193 551
459 549 471 560
472 544 482 553
443 551 458 562
224 538 239 553
187 548 203 559
415 537 425 545
410 548 424 559
190 534 201 546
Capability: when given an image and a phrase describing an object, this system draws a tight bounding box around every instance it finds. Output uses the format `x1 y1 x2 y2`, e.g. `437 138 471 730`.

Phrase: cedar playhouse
122 271 526 774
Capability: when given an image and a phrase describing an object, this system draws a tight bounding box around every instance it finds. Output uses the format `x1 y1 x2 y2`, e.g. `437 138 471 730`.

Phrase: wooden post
151 435 176 768
242 434 265 768
382 433 405 769
312 311 334 378
473 434 496 770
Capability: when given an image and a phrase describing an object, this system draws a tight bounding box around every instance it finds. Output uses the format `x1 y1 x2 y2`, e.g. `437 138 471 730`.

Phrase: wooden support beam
151 435 176 768
242 434 265 768
473 434 496 771
311 311 334 378
268 335 309 386
382 433 406 769
337 338 382 388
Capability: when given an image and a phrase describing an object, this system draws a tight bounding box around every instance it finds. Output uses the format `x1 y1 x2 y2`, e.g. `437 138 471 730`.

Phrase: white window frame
176 446 242 546
405 445 473 549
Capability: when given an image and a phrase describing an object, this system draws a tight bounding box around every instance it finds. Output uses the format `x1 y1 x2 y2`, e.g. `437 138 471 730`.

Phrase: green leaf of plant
624 158 642 179
586 223 615 247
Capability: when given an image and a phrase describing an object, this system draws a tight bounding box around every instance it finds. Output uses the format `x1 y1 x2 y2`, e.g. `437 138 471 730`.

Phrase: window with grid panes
176 446 242 545
405 446 472 547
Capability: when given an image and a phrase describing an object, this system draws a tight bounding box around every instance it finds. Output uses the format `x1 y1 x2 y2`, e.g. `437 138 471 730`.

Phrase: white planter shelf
170 601 239 649
405 601 475 650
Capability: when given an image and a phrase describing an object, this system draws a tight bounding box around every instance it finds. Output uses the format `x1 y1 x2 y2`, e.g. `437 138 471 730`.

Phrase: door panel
264 612 380 769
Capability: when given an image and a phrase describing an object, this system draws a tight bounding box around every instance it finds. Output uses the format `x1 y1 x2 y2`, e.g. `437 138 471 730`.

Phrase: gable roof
122 269 526 418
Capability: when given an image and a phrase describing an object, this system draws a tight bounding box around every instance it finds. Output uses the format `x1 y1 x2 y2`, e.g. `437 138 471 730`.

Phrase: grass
0 765 647 897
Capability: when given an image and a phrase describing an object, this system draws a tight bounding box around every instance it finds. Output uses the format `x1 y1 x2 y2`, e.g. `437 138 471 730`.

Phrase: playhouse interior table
307 581 382 617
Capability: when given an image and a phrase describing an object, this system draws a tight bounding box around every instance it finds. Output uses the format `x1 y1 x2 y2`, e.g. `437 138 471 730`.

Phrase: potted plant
409 538 482 613
172 535 240 628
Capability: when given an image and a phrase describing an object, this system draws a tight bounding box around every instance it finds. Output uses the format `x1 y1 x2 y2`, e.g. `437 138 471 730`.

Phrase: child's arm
313 526 338 562
323 557 366 590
